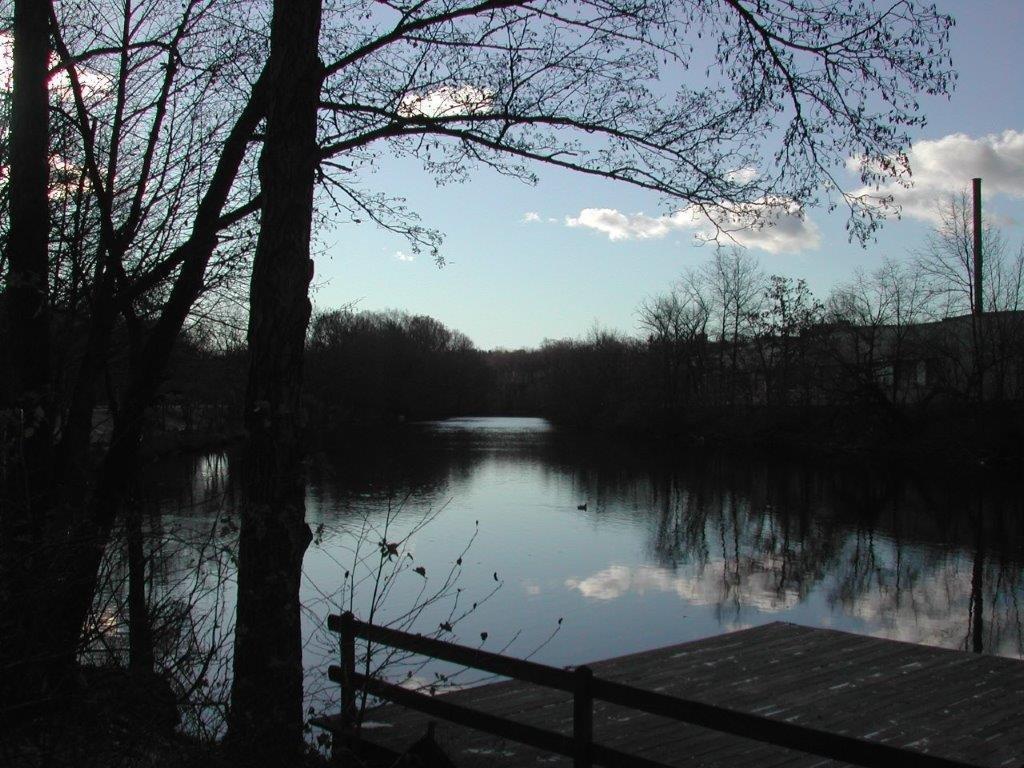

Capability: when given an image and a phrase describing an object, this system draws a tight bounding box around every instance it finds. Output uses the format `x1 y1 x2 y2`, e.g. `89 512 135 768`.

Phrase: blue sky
315 0 1024 350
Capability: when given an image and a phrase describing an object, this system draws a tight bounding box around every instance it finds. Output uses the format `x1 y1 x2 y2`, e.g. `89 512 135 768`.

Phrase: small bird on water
577 502 587 511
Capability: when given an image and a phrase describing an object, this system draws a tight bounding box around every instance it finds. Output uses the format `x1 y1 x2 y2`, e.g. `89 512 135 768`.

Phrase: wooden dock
337 622 1024 767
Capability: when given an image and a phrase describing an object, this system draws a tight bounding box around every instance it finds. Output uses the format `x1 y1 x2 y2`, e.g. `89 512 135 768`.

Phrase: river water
134 416 1024 728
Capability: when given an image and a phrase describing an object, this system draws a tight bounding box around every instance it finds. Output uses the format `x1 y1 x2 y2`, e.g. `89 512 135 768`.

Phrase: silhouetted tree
749 276 824 405
638 288 709 415
2 0 269 713
1 0 53 710
0 0 966 748
307 308 490 425
826 258 927 405
226 0 322 762
916 192 1024 400
698 247 765 403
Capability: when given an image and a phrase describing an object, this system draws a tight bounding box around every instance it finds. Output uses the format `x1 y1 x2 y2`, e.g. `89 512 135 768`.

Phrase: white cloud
522 581 541 596
522 211 541 223
851 130 1024 222
0 32 113 101
712 200 822 253
398 85 493 119
565 561 800 613
394 250 415 262
565 208 682 241
565 200 820 254
0 36 108 196
726 166 759 185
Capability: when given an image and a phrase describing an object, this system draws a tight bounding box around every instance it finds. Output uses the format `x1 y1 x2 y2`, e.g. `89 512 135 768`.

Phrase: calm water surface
142 416 1024 719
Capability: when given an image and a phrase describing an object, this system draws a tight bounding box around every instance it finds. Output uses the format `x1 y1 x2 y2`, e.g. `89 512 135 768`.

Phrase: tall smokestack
973 177 983 316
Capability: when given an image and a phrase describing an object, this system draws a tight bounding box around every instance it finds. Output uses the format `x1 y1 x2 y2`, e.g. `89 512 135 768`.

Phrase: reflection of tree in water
131 430 1024 714
129 435 510 732
827 472 1024 656
304 428 498 514
635 458 844 621
80 452 242 736
435 427 1024 656
620 453 1024 656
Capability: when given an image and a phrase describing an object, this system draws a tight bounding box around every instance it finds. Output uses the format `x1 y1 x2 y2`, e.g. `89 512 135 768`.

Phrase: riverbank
544 401 1024 471
134 399 1024 474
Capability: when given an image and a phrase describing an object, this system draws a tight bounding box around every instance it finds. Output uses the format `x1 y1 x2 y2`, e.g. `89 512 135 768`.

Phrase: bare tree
695 247 764 402
226 0 321 762
916 192 1010 319
638 288 709 413
314 1 955 243
1 0 961 748
2 0 269 713
750 275 824 405
1 0 53 712
827 258 927 404
915 193 1024 399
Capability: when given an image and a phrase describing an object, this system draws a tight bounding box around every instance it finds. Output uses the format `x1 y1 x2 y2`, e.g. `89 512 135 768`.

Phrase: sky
319 1 1022 349
3 3 1020 350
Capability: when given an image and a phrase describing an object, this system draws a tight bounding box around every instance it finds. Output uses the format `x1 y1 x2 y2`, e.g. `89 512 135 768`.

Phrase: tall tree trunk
0 8 269 724
33 67 271 697
227 0 321 762
1 0 53 719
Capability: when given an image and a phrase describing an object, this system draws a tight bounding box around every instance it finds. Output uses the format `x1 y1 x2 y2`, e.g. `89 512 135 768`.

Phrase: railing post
340 611 357 730
573 665 593 768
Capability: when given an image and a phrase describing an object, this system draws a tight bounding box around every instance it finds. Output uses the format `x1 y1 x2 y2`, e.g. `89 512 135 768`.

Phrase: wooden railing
326 613 978 768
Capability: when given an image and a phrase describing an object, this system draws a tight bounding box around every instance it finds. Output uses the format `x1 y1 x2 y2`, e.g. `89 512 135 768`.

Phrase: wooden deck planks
327 622 1024 767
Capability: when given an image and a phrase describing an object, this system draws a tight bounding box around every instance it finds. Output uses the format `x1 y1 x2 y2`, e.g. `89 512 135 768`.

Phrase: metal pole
573 665 593 768
973 177 983 316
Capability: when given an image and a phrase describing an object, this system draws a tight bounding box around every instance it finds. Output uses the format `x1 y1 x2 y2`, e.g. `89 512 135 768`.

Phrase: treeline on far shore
150 298 1024 464
143 195 1024 462
151 306 1024 465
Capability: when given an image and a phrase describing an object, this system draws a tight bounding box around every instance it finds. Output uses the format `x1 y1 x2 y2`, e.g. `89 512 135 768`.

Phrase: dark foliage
306 308 492 428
